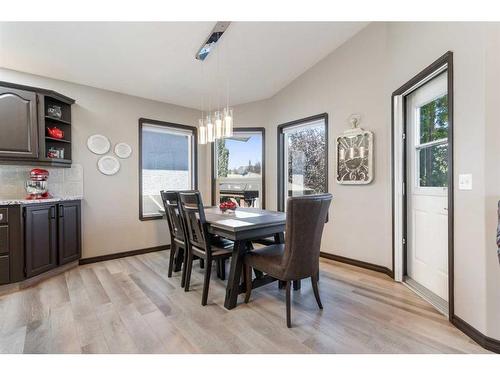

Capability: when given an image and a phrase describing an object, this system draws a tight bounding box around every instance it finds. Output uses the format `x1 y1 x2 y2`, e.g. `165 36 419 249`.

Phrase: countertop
0 196 83 206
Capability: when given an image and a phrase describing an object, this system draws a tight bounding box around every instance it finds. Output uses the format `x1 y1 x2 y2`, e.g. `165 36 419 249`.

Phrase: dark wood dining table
204 207 286 310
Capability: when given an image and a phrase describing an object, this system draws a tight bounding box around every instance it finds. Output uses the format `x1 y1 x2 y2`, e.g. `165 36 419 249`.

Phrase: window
278 114 328 211
139 119 197 220
416 93 448 188
212 128 265 208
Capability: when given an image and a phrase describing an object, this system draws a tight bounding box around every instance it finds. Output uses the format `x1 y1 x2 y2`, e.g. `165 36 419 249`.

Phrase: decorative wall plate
114 142 132 159
97 155 120 176
87 134 111 155
336 116 374 184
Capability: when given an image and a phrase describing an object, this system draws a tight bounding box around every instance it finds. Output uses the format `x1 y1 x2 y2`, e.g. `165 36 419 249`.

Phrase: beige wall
204 22 498 339
0 68 204 259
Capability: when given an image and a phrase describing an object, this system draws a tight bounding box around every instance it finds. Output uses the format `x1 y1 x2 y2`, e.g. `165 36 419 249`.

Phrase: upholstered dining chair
160 191 190 287
178 191 233 306
243 193 332 327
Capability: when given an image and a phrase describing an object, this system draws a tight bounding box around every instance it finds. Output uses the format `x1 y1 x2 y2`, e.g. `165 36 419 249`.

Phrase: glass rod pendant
198 119 207 144
206 114 215 143
214 111 223 139
223 107 233 137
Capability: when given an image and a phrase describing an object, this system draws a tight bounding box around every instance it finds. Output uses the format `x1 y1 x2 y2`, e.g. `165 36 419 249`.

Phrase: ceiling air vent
195 21 231 61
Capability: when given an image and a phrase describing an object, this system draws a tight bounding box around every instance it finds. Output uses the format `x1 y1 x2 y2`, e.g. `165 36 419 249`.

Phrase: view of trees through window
216 135 262 178
285 122 326 198
418 94 448 187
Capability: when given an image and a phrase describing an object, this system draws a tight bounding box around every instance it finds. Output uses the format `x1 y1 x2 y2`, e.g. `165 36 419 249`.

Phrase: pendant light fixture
195 21 234 145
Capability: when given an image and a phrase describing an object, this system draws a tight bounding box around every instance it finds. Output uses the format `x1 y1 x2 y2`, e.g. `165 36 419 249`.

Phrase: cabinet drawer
0 208 7 224
0 255 9 284
0 226 8 255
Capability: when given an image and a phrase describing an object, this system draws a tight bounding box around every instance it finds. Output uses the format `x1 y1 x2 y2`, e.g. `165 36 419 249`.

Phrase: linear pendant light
196 21 234 144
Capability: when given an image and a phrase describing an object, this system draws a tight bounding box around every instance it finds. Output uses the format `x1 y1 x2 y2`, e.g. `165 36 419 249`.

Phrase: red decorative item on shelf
219 200 237 212
47 126 64 139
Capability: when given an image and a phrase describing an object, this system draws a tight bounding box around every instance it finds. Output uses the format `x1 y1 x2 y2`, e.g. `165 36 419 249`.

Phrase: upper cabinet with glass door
213 129 265 208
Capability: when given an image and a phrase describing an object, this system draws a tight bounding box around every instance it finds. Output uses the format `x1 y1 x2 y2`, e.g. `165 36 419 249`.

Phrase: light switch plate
459 174 472 190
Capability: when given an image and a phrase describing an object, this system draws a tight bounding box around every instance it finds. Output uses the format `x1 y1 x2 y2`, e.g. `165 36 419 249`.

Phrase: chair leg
311 273 323 309
220 258 226 280
184 251 194 292
216 259 222 279
181 246 188 288
285 281 292 328
244 264 252 303
168 243 176 278
199 259 205 269
201 259 212 306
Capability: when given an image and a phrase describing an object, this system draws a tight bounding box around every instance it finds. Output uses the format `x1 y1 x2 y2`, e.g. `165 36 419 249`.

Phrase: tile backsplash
0 164 83 198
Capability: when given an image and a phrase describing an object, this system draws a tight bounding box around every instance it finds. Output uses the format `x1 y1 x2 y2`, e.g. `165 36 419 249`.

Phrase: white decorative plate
97 156 120 176
87 134 111 155
114 142 132 159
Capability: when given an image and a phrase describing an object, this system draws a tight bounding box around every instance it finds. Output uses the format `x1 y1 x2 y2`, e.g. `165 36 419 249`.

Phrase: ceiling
0 22 367 109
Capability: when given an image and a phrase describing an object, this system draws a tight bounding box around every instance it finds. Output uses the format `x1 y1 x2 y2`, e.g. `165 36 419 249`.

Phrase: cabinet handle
50 206 56 219
59 205 64 218
0 213 3 221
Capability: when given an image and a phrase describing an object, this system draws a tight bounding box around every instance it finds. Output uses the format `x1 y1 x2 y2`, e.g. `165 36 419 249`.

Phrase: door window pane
214 131 264 208
418 144 448 187
283 119 327 202
140 123 195 219
419 94 448 144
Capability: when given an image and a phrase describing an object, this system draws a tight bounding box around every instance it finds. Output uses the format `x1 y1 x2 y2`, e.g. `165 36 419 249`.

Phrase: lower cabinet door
24 204 58 278
58 201 81 265
0 255 9 284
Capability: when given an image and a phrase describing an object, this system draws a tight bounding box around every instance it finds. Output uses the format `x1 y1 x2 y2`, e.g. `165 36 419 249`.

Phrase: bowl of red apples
219 200 237 212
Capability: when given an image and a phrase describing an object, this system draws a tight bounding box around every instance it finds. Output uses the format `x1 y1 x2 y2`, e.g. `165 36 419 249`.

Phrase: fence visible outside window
212 128 265 208
139 119 197 220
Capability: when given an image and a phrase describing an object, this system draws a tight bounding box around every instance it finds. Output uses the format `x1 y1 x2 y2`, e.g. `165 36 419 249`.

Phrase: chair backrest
160 191 185 243
282 193 332 280
178 191 210 252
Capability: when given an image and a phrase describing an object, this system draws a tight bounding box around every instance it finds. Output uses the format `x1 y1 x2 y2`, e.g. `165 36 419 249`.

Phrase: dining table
203 206 288 310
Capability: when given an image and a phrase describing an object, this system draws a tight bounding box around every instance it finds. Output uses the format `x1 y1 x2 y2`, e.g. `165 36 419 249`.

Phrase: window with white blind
139 119 197 220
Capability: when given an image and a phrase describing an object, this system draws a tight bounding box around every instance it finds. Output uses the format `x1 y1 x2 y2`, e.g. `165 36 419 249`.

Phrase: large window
278 114 328 211
139 118 197 220
212 128 265 208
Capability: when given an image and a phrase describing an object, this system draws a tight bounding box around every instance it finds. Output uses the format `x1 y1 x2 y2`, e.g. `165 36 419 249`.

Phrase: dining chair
160 190 191 287
243 193 332 327
178 191 233 306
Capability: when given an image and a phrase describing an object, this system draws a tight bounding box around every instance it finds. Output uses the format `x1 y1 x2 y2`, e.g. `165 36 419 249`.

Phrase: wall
212 22 497 340
0 68 202 259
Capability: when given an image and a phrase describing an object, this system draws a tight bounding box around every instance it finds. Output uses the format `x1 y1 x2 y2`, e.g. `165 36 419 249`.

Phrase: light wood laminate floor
0 250 488 353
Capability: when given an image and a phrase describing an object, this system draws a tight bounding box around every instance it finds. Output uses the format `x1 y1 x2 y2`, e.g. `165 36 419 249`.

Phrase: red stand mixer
25 168 52 200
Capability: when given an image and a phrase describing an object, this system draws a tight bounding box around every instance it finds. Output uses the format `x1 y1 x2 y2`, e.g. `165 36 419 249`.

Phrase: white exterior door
406 72 449 301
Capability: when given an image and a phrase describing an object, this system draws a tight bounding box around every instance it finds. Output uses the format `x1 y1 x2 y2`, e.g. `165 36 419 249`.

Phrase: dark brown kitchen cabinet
24 203 58 278
0 86 38 159
58 201 81 265
0 81 75 167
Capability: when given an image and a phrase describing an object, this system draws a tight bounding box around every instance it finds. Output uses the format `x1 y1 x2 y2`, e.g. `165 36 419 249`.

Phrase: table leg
224 240 248 310
274 232 286 289
293 280 301 290
174 247 184 272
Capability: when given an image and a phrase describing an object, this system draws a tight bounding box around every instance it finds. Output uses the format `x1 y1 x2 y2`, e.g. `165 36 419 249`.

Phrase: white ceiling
0 22 367 109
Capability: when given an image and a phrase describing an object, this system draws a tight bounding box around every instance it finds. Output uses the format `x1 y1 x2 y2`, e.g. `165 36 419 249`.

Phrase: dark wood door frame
138 118 198 221
277 113 329 212
210 127 266 208
391 51 454 319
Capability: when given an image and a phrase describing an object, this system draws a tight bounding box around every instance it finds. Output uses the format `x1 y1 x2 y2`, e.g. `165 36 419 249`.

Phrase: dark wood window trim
277 113 329 212
210 127 266 208
391 51 454 316
138 118 198 221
